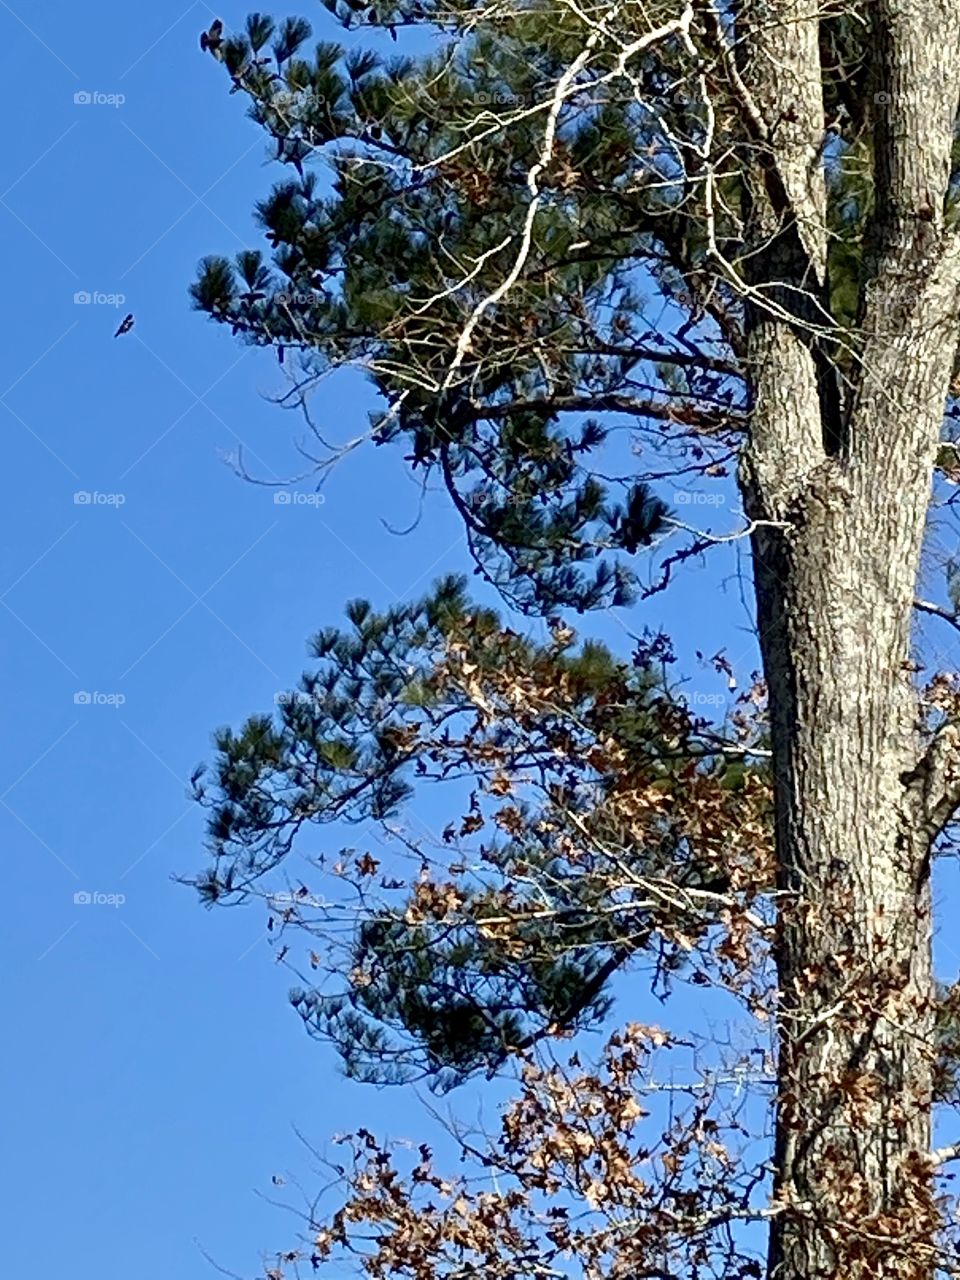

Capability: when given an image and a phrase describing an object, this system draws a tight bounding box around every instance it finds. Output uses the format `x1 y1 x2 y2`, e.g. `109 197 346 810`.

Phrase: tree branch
915 598 960 634
902 720 960 839
469 393 746 432
929 1140 960 1168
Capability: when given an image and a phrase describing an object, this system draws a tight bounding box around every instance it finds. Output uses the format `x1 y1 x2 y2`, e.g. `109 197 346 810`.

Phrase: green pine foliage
190 577 769 1086
191 1 750 611
189 2 960 1090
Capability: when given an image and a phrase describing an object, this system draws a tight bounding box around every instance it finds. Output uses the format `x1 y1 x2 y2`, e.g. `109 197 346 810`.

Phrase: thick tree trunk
736 3 960 1275
748 452 940 1279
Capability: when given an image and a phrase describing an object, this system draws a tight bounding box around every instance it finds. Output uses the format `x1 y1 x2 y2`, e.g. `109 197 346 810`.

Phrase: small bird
114 313 135 338
200 18 224 57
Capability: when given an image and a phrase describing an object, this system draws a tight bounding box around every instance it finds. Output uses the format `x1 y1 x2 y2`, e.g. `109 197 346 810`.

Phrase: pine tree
190 4 960 1276
193 578 772 1088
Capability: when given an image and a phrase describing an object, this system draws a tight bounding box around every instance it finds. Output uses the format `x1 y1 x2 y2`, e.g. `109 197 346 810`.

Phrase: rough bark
736 2 960 1276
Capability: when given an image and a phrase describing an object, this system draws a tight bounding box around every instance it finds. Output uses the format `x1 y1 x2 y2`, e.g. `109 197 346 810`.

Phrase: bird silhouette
114 313 135 338
200 18 224 57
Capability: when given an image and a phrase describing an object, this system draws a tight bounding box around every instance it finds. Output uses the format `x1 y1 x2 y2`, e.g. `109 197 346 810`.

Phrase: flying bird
114 313 135 338
200 18 224 57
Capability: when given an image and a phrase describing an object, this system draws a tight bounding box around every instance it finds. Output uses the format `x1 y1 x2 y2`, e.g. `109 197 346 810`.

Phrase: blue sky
3 3 959 1278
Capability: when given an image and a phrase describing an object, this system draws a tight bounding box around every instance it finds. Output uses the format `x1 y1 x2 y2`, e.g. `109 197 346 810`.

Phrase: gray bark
736 3 960 1275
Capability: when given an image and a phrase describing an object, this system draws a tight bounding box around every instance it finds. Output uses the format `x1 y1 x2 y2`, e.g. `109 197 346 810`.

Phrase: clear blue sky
3 4 958 1278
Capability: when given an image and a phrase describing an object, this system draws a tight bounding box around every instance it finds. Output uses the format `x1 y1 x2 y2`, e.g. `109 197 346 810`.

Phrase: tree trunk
737 3 960 1275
